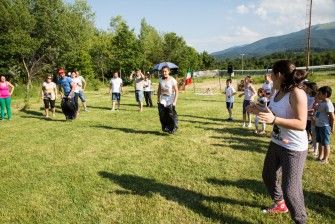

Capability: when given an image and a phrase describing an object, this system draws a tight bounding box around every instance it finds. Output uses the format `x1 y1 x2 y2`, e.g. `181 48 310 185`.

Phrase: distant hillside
211 22 335 58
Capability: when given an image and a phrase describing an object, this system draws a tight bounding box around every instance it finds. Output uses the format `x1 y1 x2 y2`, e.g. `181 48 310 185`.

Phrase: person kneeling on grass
157 66 178 134
247 60 308 224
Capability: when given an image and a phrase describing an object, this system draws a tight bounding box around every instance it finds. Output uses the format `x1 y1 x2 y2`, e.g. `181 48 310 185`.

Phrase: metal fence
193 64 335 77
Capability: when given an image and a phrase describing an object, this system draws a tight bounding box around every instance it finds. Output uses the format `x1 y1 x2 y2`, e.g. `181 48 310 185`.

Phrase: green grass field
0 77 334 223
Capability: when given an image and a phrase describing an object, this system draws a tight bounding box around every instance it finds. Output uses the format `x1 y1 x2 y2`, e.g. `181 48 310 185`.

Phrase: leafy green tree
139 18 164 72
109 16 141 77
90 31 113 84
0 0 96 108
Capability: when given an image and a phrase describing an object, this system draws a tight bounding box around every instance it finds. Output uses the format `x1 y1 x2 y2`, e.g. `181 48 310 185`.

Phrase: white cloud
254 0 335 29
188 27 263 52
255 7 267 19
237 4 249 14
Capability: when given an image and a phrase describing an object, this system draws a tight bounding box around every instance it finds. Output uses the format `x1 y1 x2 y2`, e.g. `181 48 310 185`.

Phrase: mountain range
211 21 335 58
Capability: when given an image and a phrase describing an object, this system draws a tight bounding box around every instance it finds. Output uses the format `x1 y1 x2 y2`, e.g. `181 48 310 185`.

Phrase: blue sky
66 0 335 53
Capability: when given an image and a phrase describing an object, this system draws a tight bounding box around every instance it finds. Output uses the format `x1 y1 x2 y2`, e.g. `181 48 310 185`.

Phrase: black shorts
112 93 121 102
43 98 55 109
243 100 251 114
226 102 233 109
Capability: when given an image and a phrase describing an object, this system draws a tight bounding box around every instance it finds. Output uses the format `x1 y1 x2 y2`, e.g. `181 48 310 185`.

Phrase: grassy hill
212 22 335 58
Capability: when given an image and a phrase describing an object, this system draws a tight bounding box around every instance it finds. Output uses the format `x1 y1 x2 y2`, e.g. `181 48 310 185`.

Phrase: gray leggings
262 141 307 224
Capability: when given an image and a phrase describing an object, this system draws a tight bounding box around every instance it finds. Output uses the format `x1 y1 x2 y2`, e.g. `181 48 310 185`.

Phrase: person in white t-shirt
262 73 273 98
239 75 257 128
71 71 82 115
254 88 268 134
41 75 58 118
157 65 179 134
223 78 236 121
109 72 123 111
143 72 153 107
76 71 88 112
130 70 145 112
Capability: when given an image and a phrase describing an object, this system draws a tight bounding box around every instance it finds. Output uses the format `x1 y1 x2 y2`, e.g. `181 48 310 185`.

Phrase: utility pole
241 53 245 76
305 0 313 70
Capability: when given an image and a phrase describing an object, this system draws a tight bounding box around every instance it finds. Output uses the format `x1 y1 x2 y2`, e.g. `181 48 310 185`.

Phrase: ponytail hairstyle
304 81 318 97
245 75 253 84
272 60 307 92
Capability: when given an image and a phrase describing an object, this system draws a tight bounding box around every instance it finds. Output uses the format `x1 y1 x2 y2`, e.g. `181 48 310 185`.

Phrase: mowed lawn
0 77 334 224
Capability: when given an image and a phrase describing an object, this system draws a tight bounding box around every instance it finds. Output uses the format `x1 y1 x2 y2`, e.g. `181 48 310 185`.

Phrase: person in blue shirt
57 68 77 120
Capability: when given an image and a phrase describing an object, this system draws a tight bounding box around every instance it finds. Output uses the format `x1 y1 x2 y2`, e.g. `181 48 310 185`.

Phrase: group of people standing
109 66 179 134
224 60 334 224
42 68 88 120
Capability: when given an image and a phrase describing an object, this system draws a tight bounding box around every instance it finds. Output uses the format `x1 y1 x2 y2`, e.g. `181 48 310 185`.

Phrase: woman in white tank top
247 60 308 224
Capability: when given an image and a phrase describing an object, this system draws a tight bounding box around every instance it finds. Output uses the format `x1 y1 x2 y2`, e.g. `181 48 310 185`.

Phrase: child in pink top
0 75 15 120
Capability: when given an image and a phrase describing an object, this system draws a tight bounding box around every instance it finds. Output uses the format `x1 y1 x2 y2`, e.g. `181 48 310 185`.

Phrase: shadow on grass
20 109 44 117
92 125 167 136
98 171 253 224
88 104 147 111
203 126 269 154
207 178 335 220
179 98 225 103
210 136 269 154
20 115 67 122
179 119 223 126
179 114 226 123
85 105 111 110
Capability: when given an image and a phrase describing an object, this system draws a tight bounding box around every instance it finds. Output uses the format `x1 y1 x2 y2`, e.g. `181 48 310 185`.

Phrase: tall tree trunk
22 57 32 110
101 67 105 85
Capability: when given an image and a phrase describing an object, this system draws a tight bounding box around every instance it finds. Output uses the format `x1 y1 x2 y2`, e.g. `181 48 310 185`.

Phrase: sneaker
319 159 329 164
258 131 266 135
247 123 252 128
242 123 246 128
162 127 169 132
84 109 89 112
262 201 289 214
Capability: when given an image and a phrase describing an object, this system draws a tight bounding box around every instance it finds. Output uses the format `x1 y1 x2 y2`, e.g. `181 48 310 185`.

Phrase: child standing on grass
143 73 153 107
315 86 334 164
254 88 268 134
239 75 256 128
109 72 123 111
223 78 236 121
302 81 318 154
262 73 273 98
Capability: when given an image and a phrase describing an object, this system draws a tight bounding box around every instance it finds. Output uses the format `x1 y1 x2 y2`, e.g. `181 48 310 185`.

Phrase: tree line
1 0 334 108
211 50 335 72
0 0 212 108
